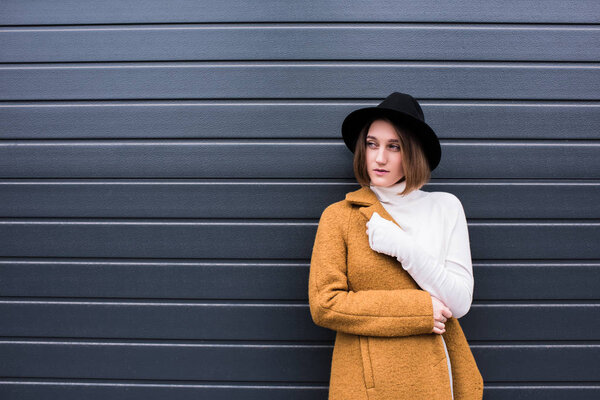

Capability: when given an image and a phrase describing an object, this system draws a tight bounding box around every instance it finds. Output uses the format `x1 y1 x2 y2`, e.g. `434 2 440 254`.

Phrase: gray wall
1 1 599 399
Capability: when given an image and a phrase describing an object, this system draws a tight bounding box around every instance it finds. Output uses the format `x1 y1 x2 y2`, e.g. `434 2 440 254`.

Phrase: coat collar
345 186 401 227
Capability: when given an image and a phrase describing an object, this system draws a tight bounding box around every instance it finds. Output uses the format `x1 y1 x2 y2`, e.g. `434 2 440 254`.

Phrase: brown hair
353 117 431 195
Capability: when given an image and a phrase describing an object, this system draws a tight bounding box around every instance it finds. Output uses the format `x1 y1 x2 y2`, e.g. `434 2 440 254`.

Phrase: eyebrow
366 135 400 143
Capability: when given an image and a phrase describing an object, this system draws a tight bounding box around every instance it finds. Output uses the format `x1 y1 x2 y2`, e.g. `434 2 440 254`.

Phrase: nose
375 147 386 164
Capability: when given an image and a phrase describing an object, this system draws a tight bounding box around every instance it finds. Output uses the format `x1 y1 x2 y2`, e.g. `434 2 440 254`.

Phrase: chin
370 178 393 187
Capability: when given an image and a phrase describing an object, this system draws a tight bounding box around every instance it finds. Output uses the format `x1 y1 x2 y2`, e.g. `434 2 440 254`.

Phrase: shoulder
426 191 465 215
320 199 353 221
318 199 355 231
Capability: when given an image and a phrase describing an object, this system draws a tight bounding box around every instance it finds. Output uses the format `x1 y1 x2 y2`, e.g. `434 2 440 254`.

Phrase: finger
370 212 383 223
432 327 445 335
442 308 453 319
434 321 445 331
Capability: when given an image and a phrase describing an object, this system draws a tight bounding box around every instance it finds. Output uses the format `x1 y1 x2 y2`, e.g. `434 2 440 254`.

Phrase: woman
308 92 483 399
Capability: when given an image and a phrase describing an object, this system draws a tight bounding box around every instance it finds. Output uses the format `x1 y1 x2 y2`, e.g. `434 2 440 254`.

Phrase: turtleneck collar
370 179 427 206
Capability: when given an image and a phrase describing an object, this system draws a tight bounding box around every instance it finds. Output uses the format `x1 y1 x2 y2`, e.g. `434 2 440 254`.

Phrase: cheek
391 155 403 170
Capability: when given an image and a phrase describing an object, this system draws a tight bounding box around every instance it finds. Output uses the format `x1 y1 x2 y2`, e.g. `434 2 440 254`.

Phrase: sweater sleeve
399 195 474 319
308 203 435 337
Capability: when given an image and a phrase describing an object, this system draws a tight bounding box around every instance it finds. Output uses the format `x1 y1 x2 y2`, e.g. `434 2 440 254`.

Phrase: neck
369 179 424 205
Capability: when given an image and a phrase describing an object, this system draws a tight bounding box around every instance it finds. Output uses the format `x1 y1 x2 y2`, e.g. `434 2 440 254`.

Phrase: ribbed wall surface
1 1 599 399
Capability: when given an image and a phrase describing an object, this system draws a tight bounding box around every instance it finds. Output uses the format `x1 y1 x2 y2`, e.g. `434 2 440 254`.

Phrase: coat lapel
345 186 402 228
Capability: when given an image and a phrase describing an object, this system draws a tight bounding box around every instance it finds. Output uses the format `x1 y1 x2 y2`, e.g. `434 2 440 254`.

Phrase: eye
367 141 377 148
389 144 400 151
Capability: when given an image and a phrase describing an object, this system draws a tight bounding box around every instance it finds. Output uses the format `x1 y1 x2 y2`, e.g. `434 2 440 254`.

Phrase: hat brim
341 106 441 171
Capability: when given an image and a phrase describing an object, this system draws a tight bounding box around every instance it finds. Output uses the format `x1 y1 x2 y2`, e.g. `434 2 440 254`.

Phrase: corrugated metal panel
1 181 598 218
1 0 599 24
1 141 599 178
1 260 599 300
1 1 598 399
2 101 599 139
0 219 598 259
1 301 599 341
2 25 599 62
2 340 599 381
2 63 599 100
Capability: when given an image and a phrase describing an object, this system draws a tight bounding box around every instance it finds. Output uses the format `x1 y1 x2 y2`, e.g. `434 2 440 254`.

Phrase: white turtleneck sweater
370 180 475 399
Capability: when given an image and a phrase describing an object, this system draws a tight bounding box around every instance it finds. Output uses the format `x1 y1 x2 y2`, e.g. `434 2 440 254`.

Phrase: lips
373 169 389 176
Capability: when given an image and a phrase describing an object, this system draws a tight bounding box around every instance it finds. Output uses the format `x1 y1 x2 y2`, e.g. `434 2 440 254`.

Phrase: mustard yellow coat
308 186 484 400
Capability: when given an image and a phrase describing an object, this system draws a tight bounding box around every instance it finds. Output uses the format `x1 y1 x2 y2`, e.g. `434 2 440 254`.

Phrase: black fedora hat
341 92 441 171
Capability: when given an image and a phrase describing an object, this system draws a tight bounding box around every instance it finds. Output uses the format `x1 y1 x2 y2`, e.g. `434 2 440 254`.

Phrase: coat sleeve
308 203 434 337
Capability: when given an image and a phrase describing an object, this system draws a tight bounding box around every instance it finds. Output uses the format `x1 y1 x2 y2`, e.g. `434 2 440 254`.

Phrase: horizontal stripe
0 301 598 341
0 381 598 400
0 221 597 259
1 63 598 100
0 259 598 300
0 181 598 219
1 141 598 178
1 340 598 381
2 24 598 62
1 101 598 139
0 381 325 400
1 0 598 24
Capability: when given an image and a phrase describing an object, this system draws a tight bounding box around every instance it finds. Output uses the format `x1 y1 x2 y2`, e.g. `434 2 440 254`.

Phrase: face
365 119 405 187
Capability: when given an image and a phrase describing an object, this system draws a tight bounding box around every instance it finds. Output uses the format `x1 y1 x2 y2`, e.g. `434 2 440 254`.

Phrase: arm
308 204 434 337
367 197 474 318
399 198 474 318
399 247 473 319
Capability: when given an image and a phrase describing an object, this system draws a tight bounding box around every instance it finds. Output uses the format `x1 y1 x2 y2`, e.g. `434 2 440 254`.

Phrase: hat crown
378 92 425 122
340 91 441 172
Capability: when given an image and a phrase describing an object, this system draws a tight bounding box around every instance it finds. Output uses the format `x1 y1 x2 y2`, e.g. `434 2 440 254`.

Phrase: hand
431 295 452 335
365 211 413 261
